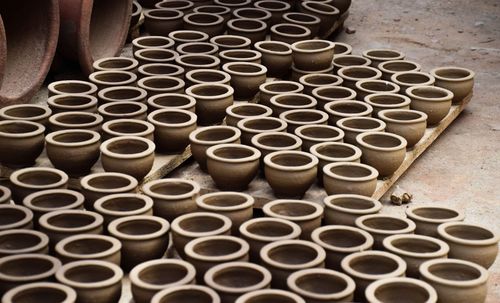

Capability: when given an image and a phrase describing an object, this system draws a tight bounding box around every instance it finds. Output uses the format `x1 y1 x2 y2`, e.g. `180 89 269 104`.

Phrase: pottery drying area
0 0 499 303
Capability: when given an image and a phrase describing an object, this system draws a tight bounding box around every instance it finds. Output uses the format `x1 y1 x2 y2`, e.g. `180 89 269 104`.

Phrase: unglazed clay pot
55 234 122 265
264 150 318 198
185 235 250 282
251 132 303 166
437 222 499 269
310 142 361 182
336 117 386 144
311 225 373 270
322 162 379 197
254 0 292 24
259 81 304 107
0 121 45 168
260 239 325 289
270 93 317 117
205 262 272 303
332 55 371 73
323 194 382 226
383 234 449 278
144 9 184 36
378 109 427 147
291 63 334 82
98 102 148 122
219 49 262 65
324 100 374 126
80 172 138 210
0 105 51 127
299 1 339 37
108 215 170 271
279 109 328 134
186 83 234 125
169 30 209 46
365 277 438 303
391 71 435 93
89 70 137 90
130 259 196 303
0 229 49 257
183 13 225 36
232 7 271 25
152 285 221 303
254 41 292 78
333 42 353 57
93 193 154 226
282 12 321 37
132 36 174 53
0 205 33 231
0 186 11 204
97 86 148 104
9 167 68 204
235 289 304 303
223 62 267 100
291 40 335 72
47 94 98 114
378 60 422 81
311 86 357 111
102 119 155 141
214 0 251 11
365 93 411 118
22 189 85 224
0 254 61 295
226 19 268 45
237 117 287 145
355 79 400 100
341 250 407 301
134 48 178 66
92 56 139 72
210 35 251 51
405 205 465 237
226 103 272 127
406 85 453 125
206 143 261 190
356 131 407 177
355 214 416 249
55 260 123 303
362 49 405 67
138 63 185 79
430 66 475 103
142 178 200 222
49 112 103 132
337 66 382 90
175 54 221 73
299 73 343 96
156 0 194 11
100 136 155 180
147 108 197 153
419 258 488 303
185 69 231 87
148 93 196 113
1 282 77 303
270 23 311 45
177 42 219 56
287 268 356 303
48 80 98 97
138 76 185 97
171 212 232 258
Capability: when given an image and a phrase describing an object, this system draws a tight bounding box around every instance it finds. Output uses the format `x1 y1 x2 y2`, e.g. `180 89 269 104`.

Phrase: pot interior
350 254 399 275
137 37 171 48
0 122 39 134
411 87 447 98
4 106 46 118
101 196 146 212
214 37 247 47
390 238 441 253
152 95 192 107
246 221 295 238
55 114 97 125
396 73 431 85
332 197 375 210
329 102 366 114
47 213 96 229
227 63 263 74
343 67 378 79
319 229 368 248
195 128 236 142
117 219 162 235
10 286 68 303
444 225 494 241
180 56 217 66
142 64 181 76
30 192 78 209
103 88 143 100
148 9 182 19
53 95 92 107
373 281 431 303
258 42 290 53
141 49 176 60
191 85 228 97
295 272 348 294
236 8 269 19
65 264 114 283
202 194 248 208
268 244 317 265
178 216 225 233
139 263 188 285
269 202 317 218
333 44 348 54
265 83 301 94
304 75 338 86
316 145 356 158
212 146 256 160
275 95 313 107
361 133 402 148
108 121 149 134
0 209 27 226
360 81 397 92
158 289 212 303
0 257 54 276
186 13 220 24
98 58 135 69
384 111 423 121
52 82 92 94
93 72 132 83
190 71 226 83
283 111 323 123
231 105 268 116
317 87 353 99
244 118 283 131
275 24 308 35
192 239 241 256
286 12 318 23
172 31 205 41
412 207 459 220
341 118 382 130
212 266 264 288
368 95 407 105
0 233 41 250
367 50 401 59
427 262 481 281
295 41 330 50
150 182 194 196
152 111 192 124
106 138 149 154
52 132 95 144
63 238 113 255
362 217 409 231
383 61 418 72
181 44 216 54
434 68 471 79
142 78 180 89
257 134 298 148
17 171 62 186
87 175 132 190
329 165 372 178
334 56 369 67
231 19 263 30
270 153 312 167
224 50 258 59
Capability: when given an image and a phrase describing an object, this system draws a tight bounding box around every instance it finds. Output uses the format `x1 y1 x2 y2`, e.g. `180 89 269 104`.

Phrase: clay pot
55 234 121 265
185 69 231 87
378 60 422 81
1 282 77 303
405 205 465 237
383 234 449 278
226 103 273 127
362 49 405 67
226 19 268 44
194 5 231 23
100 136 156 180
45 130 101 176
22 189 85 224
322 162 378 196
223 62 267 100
437 222 499 268
0 105 51 127
156 0 194 11
262 199 323 240
323 194 381 226
0 254 61 295
237 117 287 145
147 108 197 153
152 285 221 303
287 268 356 303
312 87 357 111
47 94 99 114
175 54 220 73
332 41 353 56
183 13 225 36
236 289 304 303
148 93 196 113
214 0 252 10
142 178 200 222
365 277 438 303
255 0 292 24
134 48 178 66
365 93 411 118
233 7 272 25
291 40 335 72
144 9 184 36
132 36 175 53
295 125 345 152
260 239 326 289
336 116 386 144
0 121 45 168
355 214 416 249
0 0 59 105
299 73 343 96
138 63 185 79
279 109 328 134
9 167 68 204
177 42 219 56
264 150 318 198
210 35 251 51
219 50 262 65
259 81 304 107
48 81 98 97
406 85 453 125
98 86 148 104
310 142 362 183
254 41 292 78
290 63 332 80
270 93 317 117
130 259 196 303
430 66 475 103
108 215 170 271
419 258 488 303
55 260 123 303
0 186 10 204
332 55 371 73
251 132 303 165
271 23 311 45
299 1 339 37
311 225 373 270
49 112 103 132
340 250 407 301
98 102 148 121
282 12 321 37
0 229 48 257
355 79 400 100
80 172 138 210
185 235 250 282
138 76 185 97
186 83 234 125
102 119 155 141
93 193 154 226
196 192 254 234
89 71 137 91
391 71 435 93
93 57 140 72
337 66 382 90
378 109 427 147
169 30 210 46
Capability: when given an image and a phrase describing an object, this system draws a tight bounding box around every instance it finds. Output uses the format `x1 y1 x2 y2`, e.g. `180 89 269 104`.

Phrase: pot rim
49 111 103 129
98 86 148 103
100 136 155 159
148 93 197 110
341 250 407 280
177 42 219 55
355 79 400 94
169 30 210 43
183 12 224 26
147 108 197 128
38 209 103 233
214 0 252 7
260 239 326 270
89 70 137 86
313 86 357 102
378 109 428 124
378 59 422 74
323 194 382 215
323 162 379 182
151 285 221 303
365 277 438 303
406 85 454 102
0 104 52 121
291 39 335 53
356 131 408 151
239 217 302 242
129 259 196 290
175 54 220 69
196 192 254 212
48 80 98 96
255 0 292 11
0 254 61 282
251 132 303 152
2 282 77 303
310 141 361 162
45 129 100 147
383 234 449 258
419 258 489 287
186 83 234 100
260 81 304 95
142 178 201 200
23 189 85 213
226 103 273 120
333 42 353 56
204 261 272 293
262 199 323 222
156 0 194 10
311 225 374 253
55 260 123 289
186 69 231 85
405 205 465 223
279 109 329 126
138 63 185 78
0 120 45 138
220 49 262 62
189 126 241 145
98 102 148 118
254 40 292 55
430 66 475 82
132 36 175 50
232 7 272 21
144 8 184 20
437 221 500 246
362 48 405 61
171 212 232 238
102 119 155 138
10 167 68 190
0 185 10 202
282 12 321 26
264 150 319 171
138 75 185 92
338 65 382 81
222 62 267 76
271 93 317 111
48 94 98 111
355 214 416 235
55 234 122 260
184 235 249 262
194 5 231 15
93 193 154 217
235 289 304 303
227 18 267 33
337 117 387 133
0 229 49 255
364 92 412 108
134 48 178 63
299 73 343 88
80 172 138 194
391 71 435 87
271 23 311 38
287 268 356 300
333 55 372 68
210 35 252 49
206 143 261 163
300 1 339 15
237 116 287 134
108 215 170 241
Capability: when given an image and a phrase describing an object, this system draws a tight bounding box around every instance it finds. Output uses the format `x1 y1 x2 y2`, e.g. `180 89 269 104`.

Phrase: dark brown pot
93 193 154 226
0 185 11 204
185 83 234 125
134 48 178 66
219 50 262 65
47 80 98 97
210 35 251 51
22 189 85 224
80 172 138 210
235 289 304 303
145 9 185 36
226 19 268 44
183 13 225 36
156 0 194 11
259 81 304 107
89 70 137 90
98 102 148 122
0 121 45 168
49 112 104 132
102 119 155 141
2 282 76 303
295 125 345 152
138 75 185 97
148 93 196 112
92 57 139 72
169 30 209 46
299 73 343 96
194 5 231 24
9 167 68 204
291 40 336 71
0 205 34 231
55 234 122 265
254 41 292 78
147 108 197 153
175 54 221 74
47 94 99 114
0 105 52 127
177 42 219 56
236 116 287 145
223 62 267 100
270 23 311 45
254 0 292 25
282 12 321 37
98 86 148 104
225 103 272 127
233 7 272 25
152 285 221 303
185 69 231 87
299 1 339 38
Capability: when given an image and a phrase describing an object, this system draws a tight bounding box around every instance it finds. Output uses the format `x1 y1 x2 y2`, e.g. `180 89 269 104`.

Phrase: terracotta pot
89 70 137 90
311 225 373 270
332 55 371 73
138 63 185 79
264 150 318 198
0 0 59 105
259 81 304 107
177 42 219 56
391 71 435 93
355 214 416 249
0 105 51 127
93 57 139 72
251 132 302 166
233 7 272 25
134 48 178 66
171 212 232 258
0 185 10 204
169 30 209 46
108 215 170 271
194 5 232 23
279 109 328 134
260 239 325 289
291 40 335 72
220 50 262 65
210 35 252 51
98 86 148 104
378 60 422 81
189 126 241 171
322 162 378 196
287 268 356 303
100 136 156 180
144 9 184 36
365 277 437 303
0 121 45 168
0 229 48 257
148 93 196 113
254 41 292 78
336 117 386 144
299 73 343 96
2 282 77 303
80 172 138 210
312 87 357 111
175 54 220 74
22 189 85 224
365 92 411 118
183 13 225 36
406 85 453 125
378 109 427 147
9 167 68 204
282 12 321 37
196 192 254 234
226 103 273 127
341 250 407 301
430 66 475 103
156 0 194 11
55 260 123 303
223 62 267 100
299 1 339 37
55 234 121 265
271 23 311 45
49 112 103 132
47 94 98 114
93 193 154 226
98 102 148 121
236 289 304 303
226 19 268 45
58 0 132 75
262 199 323 240
337 65 382 90
437 222 499 269
355 79 400 100
383 234 449 278
295 125 345 152
270 93 317 117
185 235 250 282
362 49 406 67
186 83 234 125
324 190 382 224
132 36 175 53
48 80 98 97
0 254 61 295
152 285 221 303
147 108 196 153
405 205 465 237
130 259 196 303
142 178 200 221
102 119 155 141
185 69 231 87
237 117 287 145
419 258 488 303
291 64 334 82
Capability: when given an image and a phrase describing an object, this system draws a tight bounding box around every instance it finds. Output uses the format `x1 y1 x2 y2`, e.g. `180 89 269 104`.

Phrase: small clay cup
378 60 422 81
93 193 154 226
391 71 435 93
138 63 185 79
1 282 77 303
225 103 272 127
355 214 416 249
0 186 11 204
336 116 386 144
279 109 328 134
0 104 51 127
237 116 287 145
362 48 405 67
282 12 321 37
49 112 103 133
355 79 400 100
175 54 221 73
88 70 137 90
183 13 225 36
378 109 428 147
271 23 311 45
219 49 262 65
185 69 231 87
259 81 304 107
148 93 196 112
251 132 302 166
169 30 210 46
93 56 140 72
332 55 372 73
152 285 221 303
297 125 345 152
299 1 339 37
138 76 185 97
0 120 45 168
323 162 379 197
134 48 179 66
80 172 138 210
311 225 374 270
299 73 343 96
47 94 98 114
337 65 382 90
48 80 98 97
365 93 411 118
22 189 85 224
235 289 304 303
186 83 234 125
210 35 251 51
177 42 219 56
430 66 475 103
223 62 267 100
142 178 200 222
147 108 197 153
312 86 357 111
108 215 170 271
365 277 438 303
9 167 68 204
144 9 184 36
102 119 155 141
0 229 49 257
405 205 465 237
406 85 453 125
323 194 382 226
55 234 122 265
254 40 292 78
98 102 148 122
132 36 175 53
226 19 268 45
291 40 335 71
97 86 148 104
270 93 317 117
